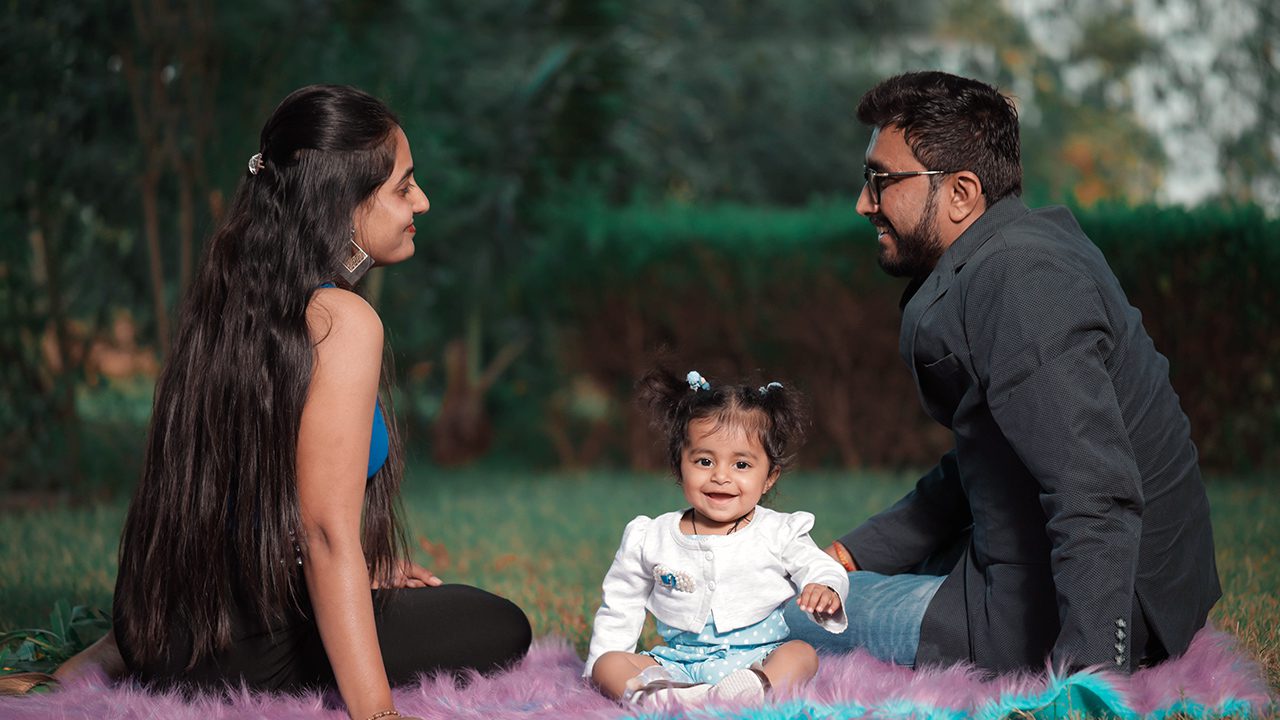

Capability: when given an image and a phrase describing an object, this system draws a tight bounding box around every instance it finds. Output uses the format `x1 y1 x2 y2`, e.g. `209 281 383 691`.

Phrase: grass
1 469 1276 696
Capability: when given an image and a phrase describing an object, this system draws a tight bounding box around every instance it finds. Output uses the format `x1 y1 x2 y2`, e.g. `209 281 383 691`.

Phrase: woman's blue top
367 400 389 477
319 283 389 478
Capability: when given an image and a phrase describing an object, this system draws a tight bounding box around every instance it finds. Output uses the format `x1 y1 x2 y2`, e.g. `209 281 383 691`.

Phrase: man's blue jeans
784 571 945 667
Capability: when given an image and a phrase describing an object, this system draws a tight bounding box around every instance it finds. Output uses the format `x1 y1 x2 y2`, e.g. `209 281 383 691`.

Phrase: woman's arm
297 288 394 720
51 629 126 684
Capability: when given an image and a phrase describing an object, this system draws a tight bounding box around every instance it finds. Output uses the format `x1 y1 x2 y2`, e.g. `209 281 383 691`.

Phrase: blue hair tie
686 370 710 392
758 381 784 396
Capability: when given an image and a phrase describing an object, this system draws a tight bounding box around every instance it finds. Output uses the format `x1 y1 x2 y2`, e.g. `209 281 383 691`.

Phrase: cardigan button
708 581 717 590
705 552 714 560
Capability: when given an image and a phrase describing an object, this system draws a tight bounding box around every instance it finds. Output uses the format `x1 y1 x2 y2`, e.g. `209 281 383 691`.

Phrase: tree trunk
176 162 194 301
29 206 83 494
140 172 169 353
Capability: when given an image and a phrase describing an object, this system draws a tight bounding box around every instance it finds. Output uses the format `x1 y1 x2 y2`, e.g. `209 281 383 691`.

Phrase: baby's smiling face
679 415 777 532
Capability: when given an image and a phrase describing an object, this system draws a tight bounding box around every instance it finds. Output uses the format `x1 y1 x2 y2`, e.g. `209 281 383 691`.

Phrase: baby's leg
759 639 819 690
591 651 660 700
704 641 818 705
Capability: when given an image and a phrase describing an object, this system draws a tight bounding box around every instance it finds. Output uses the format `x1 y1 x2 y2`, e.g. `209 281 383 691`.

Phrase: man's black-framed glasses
862 165 955 205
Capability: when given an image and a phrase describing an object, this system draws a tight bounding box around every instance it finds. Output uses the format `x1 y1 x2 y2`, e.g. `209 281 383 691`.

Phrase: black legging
115 584 532 692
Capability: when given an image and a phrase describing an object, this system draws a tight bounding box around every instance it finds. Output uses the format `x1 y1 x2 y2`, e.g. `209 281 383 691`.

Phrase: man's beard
875 189 946 279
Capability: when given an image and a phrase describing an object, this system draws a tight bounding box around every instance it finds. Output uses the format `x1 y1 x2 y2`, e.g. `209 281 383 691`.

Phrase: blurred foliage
0 601 110 675
0 1 142 492
997 0 1279 209
1086 202 1280 470
506 199 1279 473
2 0 1277 493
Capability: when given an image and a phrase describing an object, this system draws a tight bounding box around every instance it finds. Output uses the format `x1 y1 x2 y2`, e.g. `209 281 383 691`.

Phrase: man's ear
946 171 985 223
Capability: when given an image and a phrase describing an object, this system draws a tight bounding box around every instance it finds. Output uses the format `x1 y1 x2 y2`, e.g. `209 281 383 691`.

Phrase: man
785 71 1219 673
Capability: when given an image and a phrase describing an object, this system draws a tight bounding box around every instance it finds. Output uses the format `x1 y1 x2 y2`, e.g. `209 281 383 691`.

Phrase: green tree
0 1 138 491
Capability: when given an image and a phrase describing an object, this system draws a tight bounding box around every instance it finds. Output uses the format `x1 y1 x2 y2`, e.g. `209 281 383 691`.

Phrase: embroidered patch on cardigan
652 564 695 593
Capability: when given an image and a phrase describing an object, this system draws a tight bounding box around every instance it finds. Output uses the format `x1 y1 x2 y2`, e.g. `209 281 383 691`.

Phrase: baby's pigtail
636 366 689 432
756 380 810 472
637 365 716 475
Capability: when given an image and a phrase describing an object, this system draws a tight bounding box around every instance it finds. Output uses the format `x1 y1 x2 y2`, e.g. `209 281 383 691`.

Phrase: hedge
505 199 1279 472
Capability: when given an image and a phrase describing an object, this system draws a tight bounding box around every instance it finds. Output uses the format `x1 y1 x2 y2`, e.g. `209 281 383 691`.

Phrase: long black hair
116 85 408 667
637 367 809 483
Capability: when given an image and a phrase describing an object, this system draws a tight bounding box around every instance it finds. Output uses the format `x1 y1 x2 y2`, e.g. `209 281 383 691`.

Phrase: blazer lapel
901 271 945 366
899 196 1031 375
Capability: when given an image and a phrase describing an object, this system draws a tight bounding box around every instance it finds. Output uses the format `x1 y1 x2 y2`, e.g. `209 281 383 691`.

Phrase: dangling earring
339 227 374 286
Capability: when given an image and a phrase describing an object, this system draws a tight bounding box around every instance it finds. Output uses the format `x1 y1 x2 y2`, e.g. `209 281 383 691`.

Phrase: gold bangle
364 711 400 720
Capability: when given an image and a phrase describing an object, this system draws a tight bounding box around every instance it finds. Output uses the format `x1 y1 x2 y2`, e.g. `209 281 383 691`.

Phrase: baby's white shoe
633 682 711 708
708 667 770 704
624 665 710 708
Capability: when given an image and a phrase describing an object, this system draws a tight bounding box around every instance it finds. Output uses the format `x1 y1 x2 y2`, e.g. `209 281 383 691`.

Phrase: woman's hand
373 560 444 589
797 583 843 620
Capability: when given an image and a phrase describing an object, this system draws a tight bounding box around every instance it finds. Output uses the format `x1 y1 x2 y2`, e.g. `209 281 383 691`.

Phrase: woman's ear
946 171 985 223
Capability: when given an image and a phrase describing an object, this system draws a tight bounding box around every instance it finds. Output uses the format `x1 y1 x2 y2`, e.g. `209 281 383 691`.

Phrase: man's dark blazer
840 195 1220 673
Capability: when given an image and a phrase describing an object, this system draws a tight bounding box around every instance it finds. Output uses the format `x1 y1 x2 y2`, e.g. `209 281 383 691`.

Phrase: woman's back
107 86 528 718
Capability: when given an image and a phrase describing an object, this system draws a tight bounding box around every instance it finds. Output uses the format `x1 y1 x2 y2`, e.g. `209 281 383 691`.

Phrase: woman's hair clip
247 152 265 175
686 370 710 392
759 381 784 396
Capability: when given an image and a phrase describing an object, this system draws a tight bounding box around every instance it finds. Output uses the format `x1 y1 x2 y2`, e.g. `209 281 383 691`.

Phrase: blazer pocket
916 353 970 425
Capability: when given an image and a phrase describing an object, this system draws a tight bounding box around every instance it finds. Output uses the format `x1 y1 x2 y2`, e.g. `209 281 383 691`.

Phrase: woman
69 85 530 720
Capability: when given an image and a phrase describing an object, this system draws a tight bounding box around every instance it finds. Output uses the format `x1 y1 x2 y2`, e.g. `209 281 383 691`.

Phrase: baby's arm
583 516 655 678
779 512 850 633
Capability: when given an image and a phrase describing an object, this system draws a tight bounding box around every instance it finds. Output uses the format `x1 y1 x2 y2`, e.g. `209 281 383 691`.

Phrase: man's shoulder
966 204 1103 279
987 204 1086 251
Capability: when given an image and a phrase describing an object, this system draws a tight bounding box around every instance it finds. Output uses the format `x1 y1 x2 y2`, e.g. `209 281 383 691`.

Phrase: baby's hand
797 583 842 620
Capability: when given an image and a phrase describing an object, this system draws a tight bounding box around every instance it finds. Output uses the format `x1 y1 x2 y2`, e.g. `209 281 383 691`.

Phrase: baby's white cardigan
584 506 849 677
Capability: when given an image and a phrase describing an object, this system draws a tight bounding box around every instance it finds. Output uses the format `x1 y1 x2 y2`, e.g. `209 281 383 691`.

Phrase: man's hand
797 583 843 620
825 541 858 572
372 560 444 589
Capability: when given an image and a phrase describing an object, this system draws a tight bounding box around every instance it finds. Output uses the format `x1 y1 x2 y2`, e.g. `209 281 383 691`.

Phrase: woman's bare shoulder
306 287 383 363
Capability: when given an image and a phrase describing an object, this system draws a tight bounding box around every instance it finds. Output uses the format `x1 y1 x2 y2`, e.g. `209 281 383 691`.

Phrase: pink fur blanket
1 627 1271 719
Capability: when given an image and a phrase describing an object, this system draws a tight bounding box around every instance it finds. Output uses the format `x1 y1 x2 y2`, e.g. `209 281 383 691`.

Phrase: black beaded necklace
690 508 754 535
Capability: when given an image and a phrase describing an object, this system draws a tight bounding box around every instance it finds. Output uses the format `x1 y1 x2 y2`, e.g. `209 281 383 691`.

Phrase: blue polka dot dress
643 608 789 684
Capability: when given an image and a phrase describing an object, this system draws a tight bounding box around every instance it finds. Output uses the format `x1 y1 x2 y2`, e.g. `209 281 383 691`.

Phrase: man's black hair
858 71 1022 204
